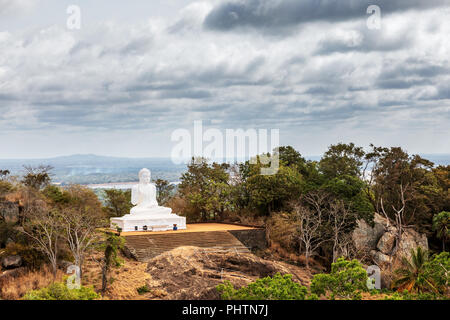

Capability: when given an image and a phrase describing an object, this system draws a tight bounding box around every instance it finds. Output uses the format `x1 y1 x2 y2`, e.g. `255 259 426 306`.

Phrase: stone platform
111 213 186 232
119 223 267 262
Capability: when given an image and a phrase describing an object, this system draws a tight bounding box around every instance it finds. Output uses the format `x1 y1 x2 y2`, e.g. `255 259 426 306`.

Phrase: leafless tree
20 199 61 278
329 200 354 262
379 183 414 256
62 208 102 278
291 192 329 269
61 185 105 277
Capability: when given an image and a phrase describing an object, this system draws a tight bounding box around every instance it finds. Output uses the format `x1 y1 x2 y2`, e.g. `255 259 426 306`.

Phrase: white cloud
0 1 449 157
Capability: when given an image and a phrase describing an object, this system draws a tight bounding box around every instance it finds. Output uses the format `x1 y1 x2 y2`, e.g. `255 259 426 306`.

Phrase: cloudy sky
0 0 449 159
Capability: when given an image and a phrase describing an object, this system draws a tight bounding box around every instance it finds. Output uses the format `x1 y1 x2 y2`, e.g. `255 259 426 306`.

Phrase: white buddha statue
110 168 186 232
130 168 172 216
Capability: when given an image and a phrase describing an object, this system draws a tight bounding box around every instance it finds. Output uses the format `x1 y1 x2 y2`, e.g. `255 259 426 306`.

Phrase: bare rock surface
145 246 312 300
1 255 22 270
353 213 428 273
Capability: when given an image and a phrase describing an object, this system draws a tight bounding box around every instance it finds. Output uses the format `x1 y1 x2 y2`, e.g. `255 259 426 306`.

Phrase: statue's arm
131 186 138 205
150 184 158 205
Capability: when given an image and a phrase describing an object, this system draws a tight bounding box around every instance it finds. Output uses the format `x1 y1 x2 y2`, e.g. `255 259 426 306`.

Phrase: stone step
124 231 250 261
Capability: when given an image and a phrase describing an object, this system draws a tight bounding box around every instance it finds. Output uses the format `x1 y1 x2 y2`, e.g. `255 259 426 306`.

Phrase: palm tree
433 212 449 251
392 247 437 293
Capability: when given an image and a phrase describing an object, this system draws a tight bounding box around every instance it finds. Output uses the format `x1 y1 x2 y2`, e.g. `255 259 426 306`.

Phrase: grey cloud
204 0 449 32
376 78 433 90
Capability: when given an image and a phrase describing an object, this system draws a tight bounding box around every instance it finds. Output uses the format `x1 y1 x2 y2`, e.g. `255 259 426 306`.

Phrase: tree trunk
101 265 108 293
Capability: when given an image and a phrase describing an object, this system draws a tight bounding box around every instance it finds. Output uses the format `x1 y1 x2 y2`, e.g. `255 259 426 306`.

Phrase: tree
22 165 53 190
329 200 355 262
433 212 449 251
245 160 303 215
393 247 434 293
100 232 125 293
291 192 330 268
366 146 435 250
178 158 232 221
61 185 105 277
310 258 368 300
319 143 365 179
20 199 62 278
103 189 132 218
277 146 310 177
154 179 174 205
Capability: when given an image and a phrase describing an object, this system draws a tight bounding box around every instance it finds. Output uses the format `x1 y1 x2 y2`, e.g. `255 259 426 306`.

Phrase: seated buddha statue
130 168 172 216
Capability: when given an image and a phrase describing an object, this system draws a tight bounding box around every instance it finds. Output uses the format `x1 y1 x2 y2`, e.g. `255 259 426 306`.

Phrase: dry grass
262 243 325 273
0 266 64 300
81 250 151 300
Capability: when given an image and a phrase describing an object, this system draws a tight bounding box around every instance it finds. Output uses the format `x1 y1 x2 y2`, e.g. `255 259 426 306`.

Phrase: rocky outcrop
1 255 22 269
352 213 385 251
145 246 312 300
353 213 428 269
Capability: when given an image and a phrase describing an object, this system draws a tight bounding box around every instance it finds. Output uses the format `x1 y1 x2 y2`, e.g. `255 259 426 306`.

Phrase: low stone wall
229 229 267 251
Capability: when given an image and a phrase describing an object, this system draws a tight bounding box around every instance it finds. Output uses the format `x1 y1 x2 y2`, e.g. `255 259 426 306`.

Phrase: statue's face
140 171 151 184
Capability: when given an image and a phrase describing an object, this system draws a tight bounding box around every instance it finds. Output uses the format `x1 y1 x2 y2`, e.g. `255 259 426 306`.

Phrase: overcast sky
0 0 449 159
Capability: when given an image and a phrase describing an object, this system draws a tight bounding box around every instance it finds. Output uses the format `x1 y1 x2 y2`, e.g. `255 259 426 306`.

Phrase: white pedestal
110 213 186 232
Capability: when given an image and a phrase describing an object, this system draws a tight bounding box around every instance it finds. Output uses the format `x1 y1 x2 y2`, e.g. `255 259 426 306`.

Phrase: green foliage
42 185 70 205
385 290 448 300
154 179 175 205
137 284 152 295
422 251 450 295
319 143 365 179
392 247 432 293
217 273 309 300
22 281 100 300
433 211 450 250
310 258 368 300
100 232 125 293
100 232 125 268
179 158 232 221
367 146 436 235
103 189 132 218
245 163 303 215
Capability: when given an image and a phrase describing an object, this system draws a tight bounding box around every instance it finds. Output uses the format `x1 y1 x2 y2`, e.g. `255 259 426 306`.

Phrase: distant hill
0 153 448 185
0 154 187 185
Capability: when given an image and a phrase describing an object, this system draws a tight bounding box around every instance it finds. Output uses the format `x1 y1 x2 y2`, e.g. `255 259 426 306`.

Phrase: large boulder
145 246 312 300
376 228 396 254
396 228 428 263
353 213 429 288
352 213 386 251
370 250 391 269
1 255 22 269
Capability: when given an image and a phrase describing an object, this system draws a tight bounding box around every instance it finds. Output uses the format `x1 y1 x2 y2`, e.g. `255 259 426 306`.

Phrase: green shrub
422 252 449 295
22 281 100 300
137 284 151 295
310 257 368 300
385 290 448 300
217 273 309 300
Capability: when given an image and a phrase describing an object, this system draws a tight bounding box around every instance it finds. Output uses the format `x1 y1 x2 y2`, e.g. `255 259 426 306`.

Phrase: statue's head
138 168 151 184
